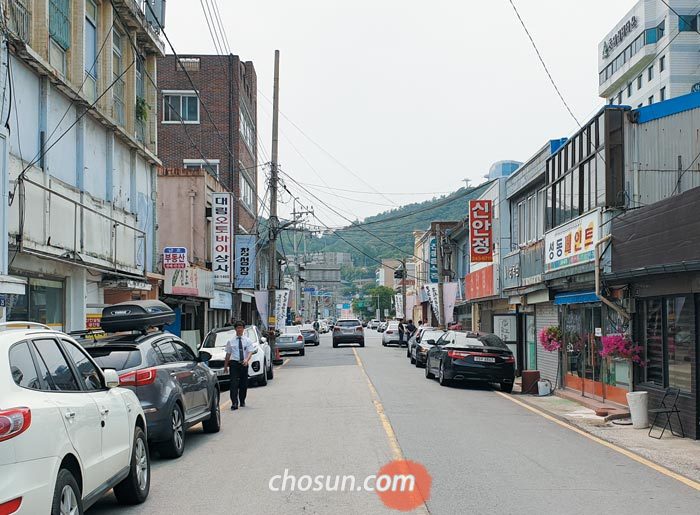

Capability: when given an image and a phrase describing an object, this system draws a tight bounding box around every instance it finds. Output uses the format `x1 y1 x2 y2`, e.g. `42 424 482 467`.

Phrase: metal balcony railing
6 0 32 44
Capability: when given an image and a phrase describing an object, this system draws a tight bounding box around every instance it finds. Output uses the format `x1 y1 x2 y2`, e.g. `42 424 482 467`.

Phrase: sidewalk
512 382 700 484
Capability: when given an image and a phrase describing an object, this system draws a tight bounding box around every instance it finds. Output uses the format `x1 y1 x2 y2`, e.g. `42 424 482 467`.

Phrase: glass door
524 314 536 370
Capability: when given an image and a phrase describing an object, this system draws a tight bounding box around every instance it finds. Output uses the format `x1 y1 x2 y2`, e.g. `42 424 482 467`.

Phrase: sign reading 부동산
234 235 256 289
212 193 233 284
544 210 600 273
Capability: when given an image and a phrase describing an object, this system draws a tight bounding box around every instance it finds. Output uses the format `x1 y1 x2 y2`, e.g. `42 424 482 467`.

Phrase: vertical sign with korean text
469 200 493 262
429 237 439 283
275 289 290 331
234 235 257 289
163 247 188 269
212 193 233 284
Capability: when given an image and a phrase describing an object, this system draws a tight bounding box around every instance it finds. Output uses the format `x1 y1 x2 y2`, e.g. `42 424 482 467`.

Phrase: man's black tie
238 336 244 364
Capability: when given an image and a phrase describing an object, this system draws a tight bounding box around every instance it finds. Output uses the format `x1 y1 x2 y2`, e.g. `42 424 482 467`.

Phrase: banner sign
234 235 256 289
212 193 234 284
165 267 214 298
394 294 404 319
466 265 496 301
429 237 439 283
275 290 290 331
544 210 600 273
254 291 269 328
163 247 187 269
469 200 493 263
442 282 459 326
424 283 442 325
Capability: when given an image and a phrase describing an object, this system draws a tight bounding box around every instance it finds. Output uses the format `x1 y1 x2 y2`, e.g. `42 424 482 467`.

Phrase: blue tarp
554 291 599 305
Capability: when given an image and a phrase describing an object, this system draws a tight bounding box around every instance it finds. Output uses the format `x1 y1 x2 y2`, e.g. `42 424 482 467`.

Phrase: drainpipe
595 234 629 321
189 190 196 261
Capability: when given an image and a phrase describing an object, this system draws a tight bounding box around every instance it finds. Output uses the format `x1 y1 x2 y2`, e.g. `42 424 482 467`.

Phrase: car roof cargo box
101 300 175 333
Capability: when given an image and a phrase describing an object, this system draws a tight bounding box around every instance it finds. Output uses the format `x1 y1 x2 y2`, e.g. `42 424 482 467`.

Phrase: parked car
377 322 388 333
424 331 515 392
362 320 368 328
368 319 380 330
407 326 433 359
382 321 403 346
1 321 151 513
410 329 446 367
82 300 221 460
318 320 329 334
200 325 273 386
332 319 365 348
300 324 320 346
276 326 305 356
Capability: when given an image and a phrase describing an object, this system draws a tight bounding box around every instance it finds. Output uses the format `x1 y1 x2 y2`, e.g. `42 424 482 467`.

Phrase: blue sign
0 294 5 307
234 235 257 289
303 287 317 293
429 237 439 283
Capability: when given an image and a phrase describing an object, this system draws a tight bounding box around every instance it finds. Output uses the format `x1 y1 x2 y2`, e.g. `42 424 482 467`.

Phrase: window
6 278 65 330
648 95 654 105
659 55 665 72
63 340 103 390
660 87 666 101
517 200 526 244
155 340 180 363
183 159 219 178
84 0 98 101
113 29 125 126
648 65 654 81
679 14 697 32
173 341 196 362
239 106 255 152
49 0 71 74
644 299 664 386
616 92 622 105
240 173 255 211
637 74 643 90
163 92 199 123
32 339 81 391
9 342 41 390
627 83 632 98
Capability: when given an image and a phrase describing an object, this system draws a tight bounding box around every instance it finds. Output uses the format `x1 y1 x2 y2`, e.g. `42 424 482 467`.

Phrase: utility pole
268 50 281 364
436 224 445 329
401 258 407 322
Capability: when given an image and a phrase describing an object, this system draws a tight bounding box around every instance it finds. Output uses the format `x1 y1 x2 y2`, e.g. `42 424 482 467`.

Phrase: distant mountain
293 182 492 267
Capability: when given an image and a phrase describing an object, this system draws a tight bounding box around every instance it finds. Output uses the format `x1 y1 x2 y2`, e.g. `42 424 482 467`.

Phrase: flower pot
626 391 649 429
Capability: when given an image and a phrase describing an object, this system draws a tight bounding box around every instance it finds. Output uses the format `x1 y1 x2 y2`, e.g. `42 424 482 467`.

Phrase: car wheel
406 347 411 358
258 361 268 386
159 403 185 459
359 340 365 348
299 348 305 356
438 361 451 387
425 359 435 379
410 354 416 365
202 390 222 433
382 342 387 347
51 468 83 515
500 382 514 394
266 360 274 380
315 341 320 346
114 425 150 505
333 342 338 348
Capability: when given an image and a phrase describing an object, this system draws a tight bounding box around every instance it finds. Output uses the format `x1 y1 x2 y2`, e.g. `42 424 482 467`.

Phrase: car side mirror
103 369 120 389
198 351 212 363
426 339 436 345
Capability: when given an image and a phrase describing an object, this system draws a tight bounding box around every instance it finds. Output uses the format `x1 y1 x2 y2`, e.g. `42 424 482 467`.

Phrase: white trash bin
626 391 649 429
537 380 551 396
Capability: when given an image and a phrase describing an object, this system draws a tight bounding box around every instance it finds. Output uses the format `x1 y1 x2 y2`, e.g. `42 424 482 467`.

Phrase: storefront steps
509 381 700 484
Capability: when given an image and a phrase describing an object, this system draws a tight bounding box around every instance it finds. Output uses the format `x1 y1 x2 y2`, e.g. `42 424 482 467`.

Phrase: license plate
474 356 495 363
215 369 227 376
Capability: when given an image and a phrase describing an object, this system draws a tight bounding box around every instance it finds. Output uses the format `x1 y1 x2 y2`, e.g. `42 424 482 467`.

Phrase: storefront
6 277 65 330
209 289 233 330
162 267 214 346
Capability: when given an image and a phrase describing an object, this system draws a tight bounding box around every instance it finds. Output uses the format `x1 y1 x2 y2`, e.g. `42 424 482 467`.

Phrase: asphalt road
91 330 700 515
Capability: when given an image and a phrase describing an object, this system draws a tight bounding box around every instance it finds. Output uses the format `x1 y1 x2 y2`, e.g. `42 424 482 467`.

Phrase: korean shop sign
429 237 438 283
212 193 233 284
465 265 495 301
469 200 493 263
234 234 257 289
544 210 600 273
163 247 188 269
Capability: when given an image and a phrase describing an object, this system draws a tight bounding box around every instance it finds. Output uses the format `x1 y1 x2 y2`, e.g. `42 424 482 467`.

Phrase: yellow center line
494 391 700 492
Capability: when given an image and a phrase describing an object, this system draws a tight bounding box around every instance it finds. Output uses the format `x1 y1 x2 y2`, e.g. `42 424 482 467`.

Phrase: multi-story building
599 0 700 108
157 53 259 330
1 0 164 329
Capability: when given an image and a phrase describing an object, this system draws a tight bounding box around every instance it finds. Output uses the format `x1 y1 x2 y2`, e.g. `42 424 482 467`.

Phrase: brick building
157 54 259 332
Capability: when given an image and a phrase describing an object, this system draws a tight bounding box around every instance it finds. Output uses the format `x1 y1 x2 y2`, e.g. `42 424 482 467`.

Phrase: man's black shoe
231 405 238 411
240 402 246 408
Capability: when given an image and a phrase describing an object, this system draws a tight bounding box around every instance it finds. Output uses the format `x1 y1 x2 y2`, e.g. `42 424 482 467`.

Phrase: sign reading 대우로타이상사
469 200 493 263
234 235 256 289
544 210 600 273
212 193 233 284
163 247 187 269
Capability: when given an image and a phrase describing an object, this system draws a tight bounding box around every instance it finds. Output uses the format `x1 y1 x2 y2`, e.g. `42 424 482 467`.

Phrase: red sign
469 200 493 263
465 265 495 301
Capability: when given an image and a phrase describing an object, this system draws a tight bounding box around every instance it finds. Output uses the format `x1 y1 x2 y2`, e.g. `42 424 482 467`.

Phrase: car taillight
119 368 157 387
355 327 363 332
386 330 393 334
333 327 340 332
0 408 31 443
0 497 22 515
503 355 515 364
447 350 470 359
297 335 304 342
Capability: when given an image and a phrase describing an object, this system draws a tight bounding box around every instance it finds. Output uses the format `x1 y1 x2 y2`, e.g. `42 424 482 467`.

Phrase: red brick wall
157 54 258 234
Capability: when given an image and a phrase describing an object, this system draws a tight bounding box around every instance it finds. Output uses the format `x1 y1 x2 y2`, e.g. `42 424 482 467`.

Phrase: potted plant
538 326 563 352
599 334 643 363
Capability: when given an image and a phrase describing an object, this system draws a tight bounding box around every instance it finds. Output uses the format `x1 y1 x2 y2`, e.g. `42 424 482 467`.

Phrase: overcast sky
168 0 633 226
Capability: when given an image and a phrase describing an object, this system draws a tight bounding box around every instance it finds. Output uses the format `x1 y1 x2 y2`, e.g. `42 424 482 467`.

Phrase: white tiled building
599 0 700 109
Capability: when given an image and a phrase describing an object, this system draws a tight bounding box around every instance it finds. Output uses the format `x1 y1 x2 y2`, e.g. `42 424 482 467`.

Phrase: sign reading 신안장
544 210 600 273
234 235 256 289
212 193 233 284
163 247 188 269
469 200 493 263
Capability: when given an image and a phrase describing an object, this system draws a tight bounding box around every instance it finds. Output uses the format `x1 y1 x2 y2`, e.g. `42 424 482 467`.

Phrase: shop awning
554 291 599 305
0 275 27 295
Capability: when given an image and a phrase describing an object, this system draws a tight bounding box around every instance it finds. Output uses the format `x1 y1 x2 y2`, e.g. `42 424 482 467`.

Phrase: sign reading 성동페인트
469 200 493 263
212 193 233 284
544 210 600 273
234 235 256 289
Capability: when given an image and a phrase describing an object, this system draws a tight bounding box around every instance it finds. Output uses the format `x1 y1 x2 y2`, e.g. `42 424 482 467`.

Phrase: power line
297 182 453 196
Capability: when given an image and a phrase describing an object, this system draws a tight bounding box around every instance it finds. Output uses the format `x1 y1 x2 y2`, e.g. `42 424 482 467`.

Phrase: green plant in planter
136 96 150 122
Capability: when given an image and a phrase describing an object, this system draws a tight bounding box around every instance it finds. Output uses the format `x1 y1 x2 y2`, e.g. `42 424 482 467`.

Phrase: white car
318 320 329 333
200 325 273 385
369 319 380 330
382 321 404 346
0 322 150 514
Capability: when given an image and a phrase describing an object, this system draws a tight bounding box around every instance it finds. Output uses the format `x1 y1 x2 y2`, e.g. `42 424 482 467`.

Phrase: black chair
648 387 685 439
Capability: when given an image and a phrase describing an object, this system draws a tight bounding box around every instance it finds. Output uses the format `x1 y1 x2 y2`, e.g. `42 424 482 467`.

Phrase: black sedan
424 331 515 392
410 329 445 367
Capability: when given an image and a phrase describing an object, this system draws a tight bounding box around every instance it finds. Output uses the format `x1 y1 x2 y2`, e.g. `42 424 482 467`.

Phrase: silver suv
332 319 365 348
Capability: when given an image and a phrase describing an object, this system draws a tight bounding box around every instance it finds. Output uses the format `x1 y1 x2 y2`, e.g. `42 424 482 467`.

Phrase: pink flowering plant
538 326 563 352
600 334 644 364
